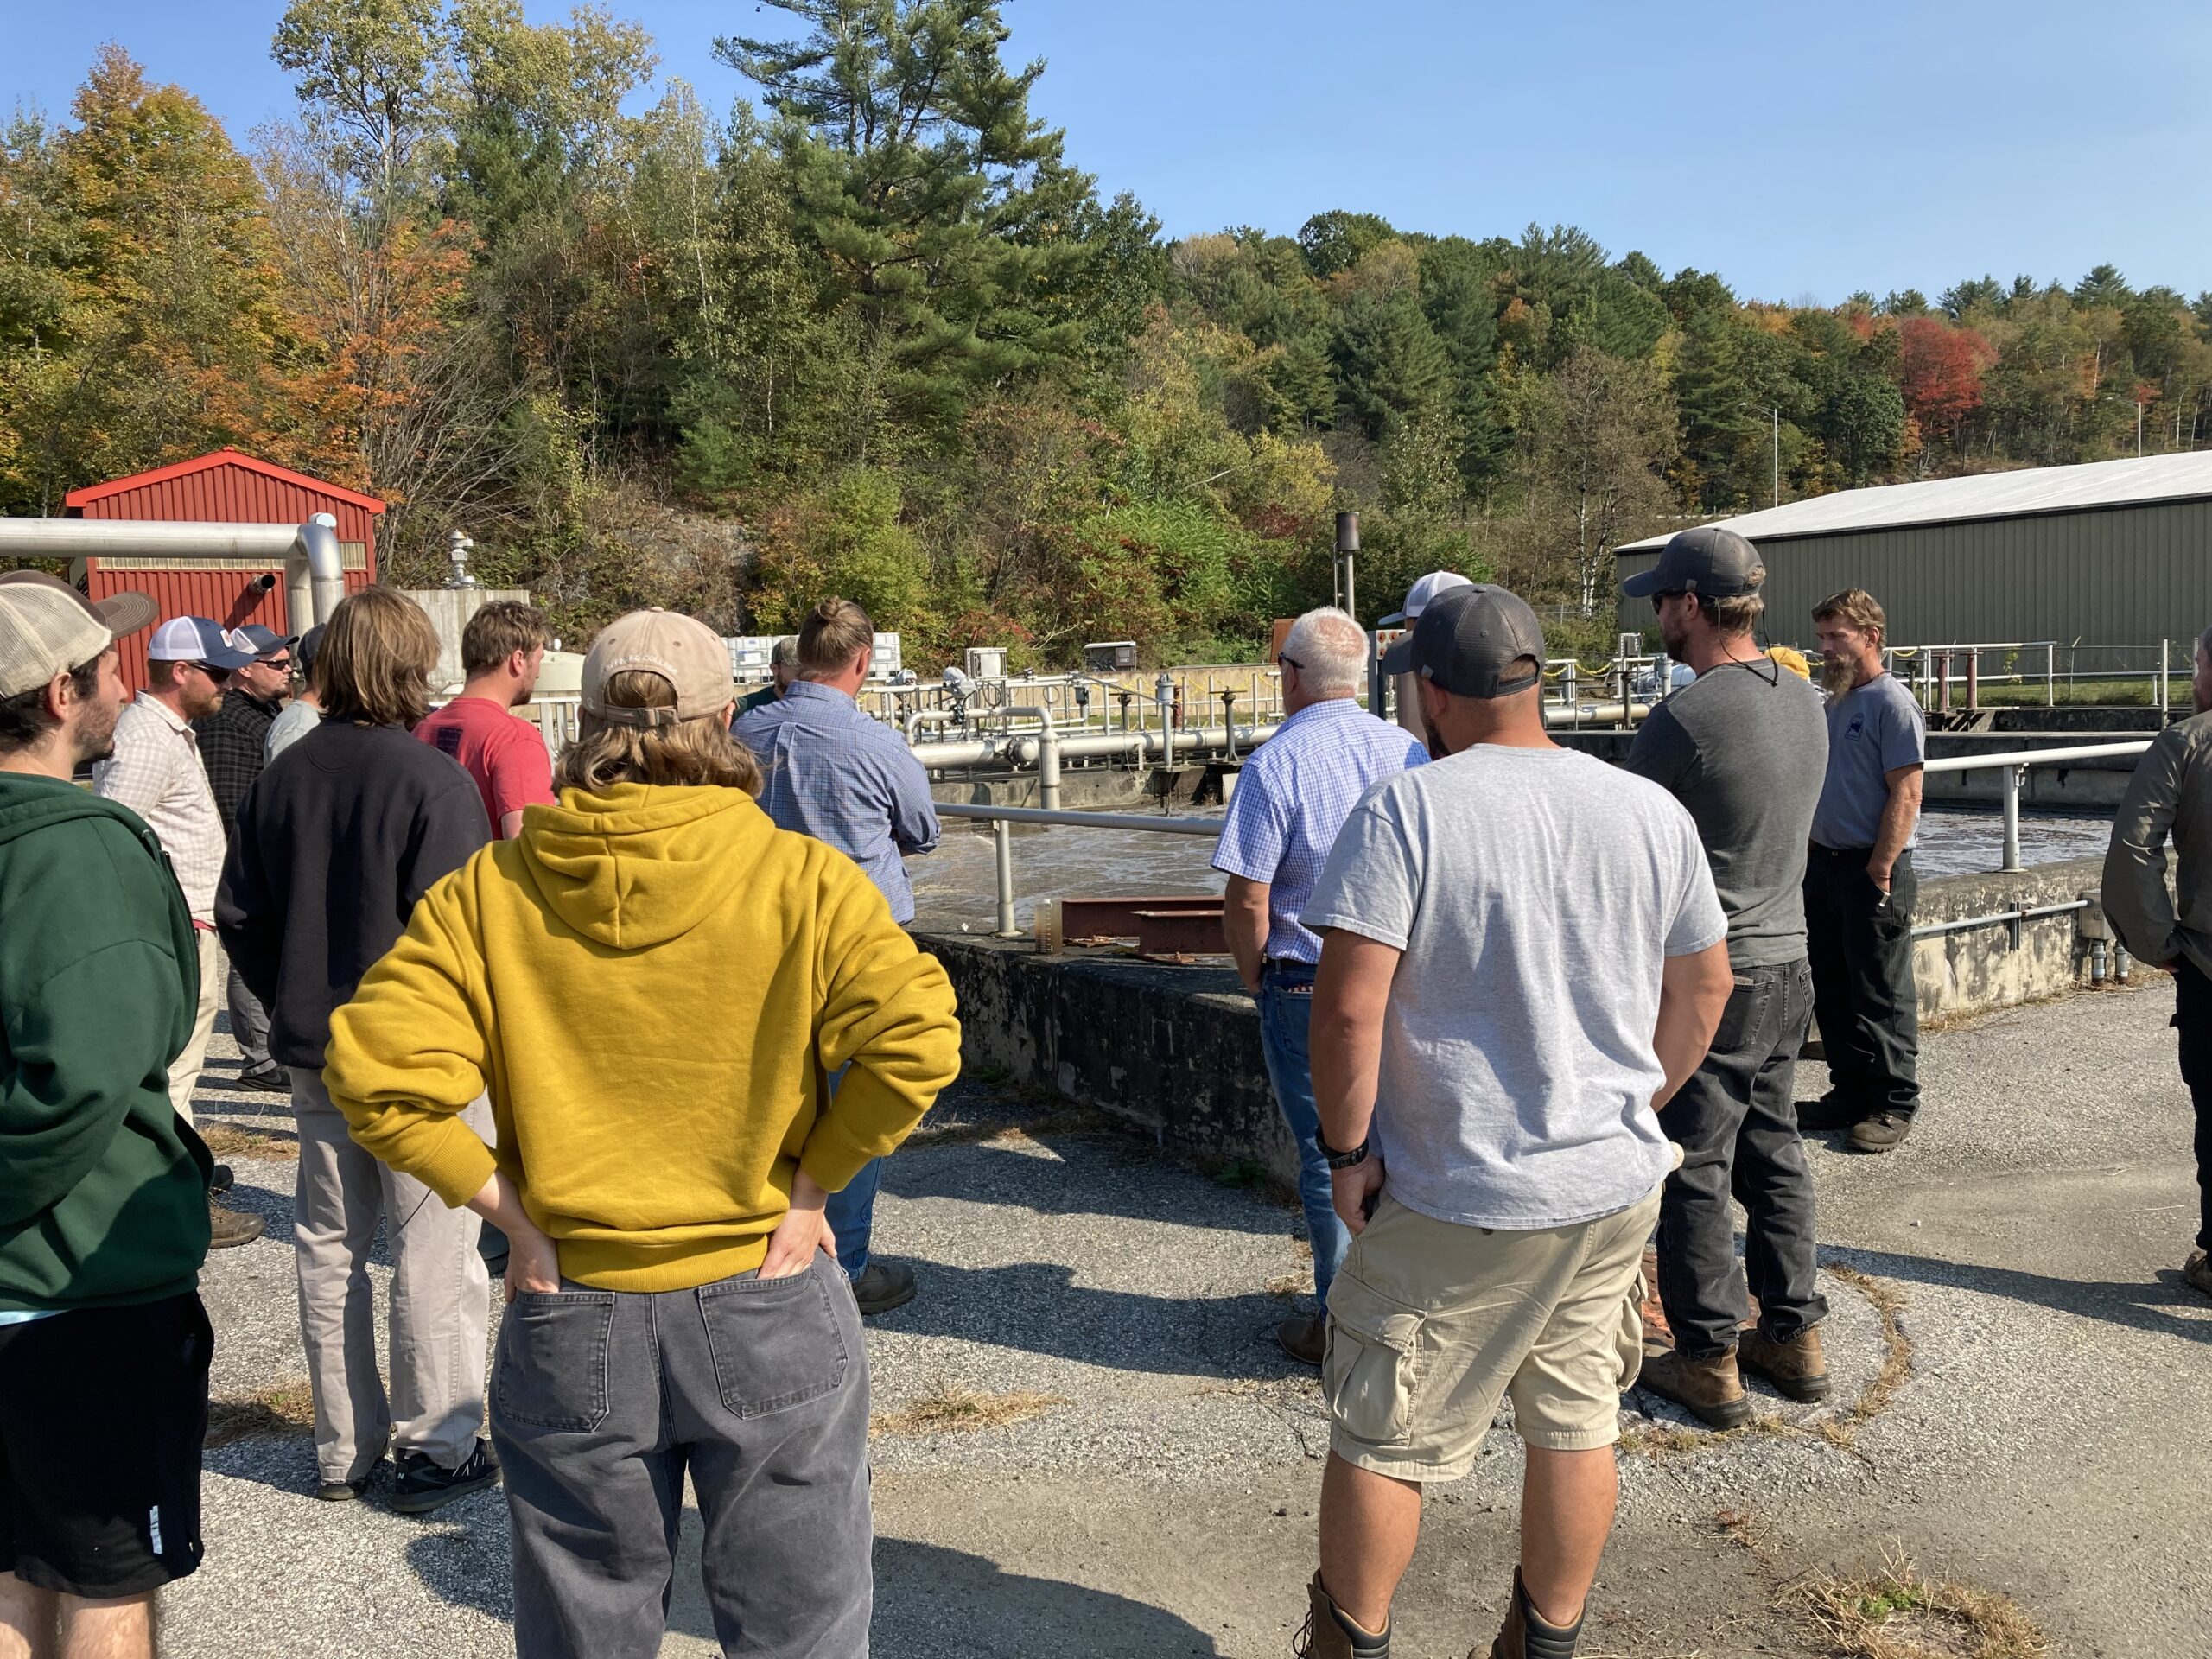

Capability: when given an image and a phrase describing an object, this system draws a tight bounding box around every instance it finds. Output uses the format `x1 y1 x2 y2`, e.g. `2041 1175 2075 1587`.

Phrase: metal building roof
1618 451 2212 552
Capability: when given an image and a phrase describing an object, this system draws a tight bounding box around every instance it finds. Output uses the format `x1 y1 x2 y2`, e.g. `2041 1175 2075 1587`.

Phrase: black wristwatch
1317 1129 1370 1171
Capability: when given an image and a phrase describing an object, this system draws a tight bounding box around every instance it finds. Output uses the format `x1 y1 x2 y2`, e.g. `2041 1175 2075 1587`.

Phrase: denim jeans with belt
1257 960 1351 1306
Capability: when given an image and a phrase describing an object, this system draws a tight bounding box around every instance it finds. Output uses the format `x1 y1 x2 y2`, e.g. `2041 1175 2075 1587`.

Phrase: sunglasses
191 663 233 683
1276 652 1305 671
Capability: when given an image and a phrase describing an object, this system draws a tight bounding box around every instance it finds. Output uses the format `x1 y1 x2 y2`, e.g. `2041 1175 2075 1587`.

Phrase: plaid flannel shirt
93 694 226 921
192 690 280 839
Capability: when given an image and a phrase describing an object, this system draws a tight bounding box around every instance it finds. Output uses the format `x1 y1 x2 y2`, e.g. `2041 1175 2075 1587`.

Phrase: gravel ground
162 974 2209 1656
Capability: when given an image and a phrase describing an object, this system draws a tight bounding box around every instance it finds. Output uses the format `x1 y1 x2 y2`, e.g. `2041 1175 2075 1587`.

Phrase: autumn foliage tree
1897 315 1995 454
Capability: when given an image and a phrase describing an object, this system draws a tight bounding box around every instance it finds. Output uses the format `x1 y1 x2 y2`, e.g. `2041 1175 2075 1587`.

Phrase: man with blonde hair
325 607 959 1657
1213 607 1424 1364
218 587 496 1512
737 596 940 1315
1802 588 1925 1154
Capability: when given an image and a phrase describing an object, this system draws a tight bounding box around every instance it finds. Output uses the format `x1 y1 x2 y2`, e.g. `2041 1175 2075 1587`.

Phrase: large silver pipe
0 516 349 629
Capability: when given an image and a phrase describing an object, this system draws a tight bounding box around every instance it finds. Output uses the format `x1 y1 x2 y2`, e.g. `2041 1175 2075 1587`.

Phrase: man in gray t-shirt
1805 589 1927 1154
1623 526 1833 1429
1289 583 1731 1659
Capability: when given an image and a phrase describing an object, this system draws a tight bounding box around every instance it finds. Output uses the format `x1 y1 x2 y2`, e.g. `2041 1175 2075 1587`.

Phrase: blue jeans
818 1065 876 1280
1257 962 1350 1307
823 1158 880 1281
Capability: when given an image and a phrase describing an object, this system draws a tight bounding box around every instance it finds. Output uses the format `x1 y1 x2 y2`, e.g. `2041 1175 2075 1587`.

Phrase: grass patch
870 1386 1070 1440
205 1380 315 1448
1794 1547 2049 1658
197 1123 296 1161
1814 1266 1913 1450
1618 1411 1789 1457
1266 1274 1309 1300
904 1105 1117 1148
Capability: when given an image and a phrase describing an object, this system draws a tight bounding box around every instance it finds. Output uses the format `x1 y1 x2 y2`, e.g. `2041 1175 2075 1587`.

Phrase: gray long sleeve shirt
2102 708 2212 979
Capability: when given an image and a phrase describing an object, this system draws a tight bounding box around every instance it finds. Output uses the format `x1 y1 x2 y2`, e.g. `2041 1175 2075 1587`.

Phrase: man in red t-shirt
415 601 556 839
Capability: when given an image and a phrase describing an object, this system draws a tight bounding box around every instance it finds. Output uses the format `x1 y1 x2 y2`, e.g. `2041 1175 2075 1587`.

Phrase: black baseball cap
296 624 327 671
1377 583 1547 698
1620 524 1765 600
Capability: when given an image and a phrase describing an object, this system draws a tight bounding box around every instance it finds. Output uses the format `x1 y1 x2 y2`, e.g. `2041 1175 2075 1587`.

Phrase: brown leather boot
1294 1573 1389 1657
1477 1569 1585 1659
1636 1346 1751 1429
1738 1324 1832 1402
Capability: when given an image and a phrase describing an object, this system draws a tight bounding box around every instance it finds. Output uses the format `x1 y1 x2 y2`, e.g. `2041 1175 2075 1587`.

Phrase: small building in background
64 448 383 690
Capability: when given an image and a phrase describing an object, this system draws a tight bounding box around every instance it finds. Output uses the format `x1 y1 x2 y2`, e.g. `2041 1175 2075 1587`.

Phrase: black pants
1657 959 1828 1357
1805 845 1920 1120
2178 961 2212 1252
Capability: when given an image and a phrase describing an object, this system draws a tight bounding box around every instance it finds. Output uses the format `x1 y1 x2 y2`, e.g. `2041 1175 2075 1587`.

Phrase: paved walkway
168 976 2207 1657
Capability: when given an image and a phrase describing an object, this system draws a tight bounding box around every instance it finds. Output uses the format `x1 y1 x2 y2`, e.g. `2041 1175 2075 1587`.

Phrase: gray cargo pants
493 1249 872 1659
292 1073 492 1484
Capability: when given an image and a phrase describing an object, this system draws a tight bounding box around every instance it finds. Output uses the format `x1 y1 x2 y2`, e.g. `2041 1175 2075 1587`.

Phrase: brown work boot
1477 1568 1585 1659
208 1196 265 1250
1277 1314 1326 1368
1636 1346 1751 1429
1294 1573 1389 1657
1738 1324 1832 1402
2184 1249 2212 1299
1847 1110 1912 1154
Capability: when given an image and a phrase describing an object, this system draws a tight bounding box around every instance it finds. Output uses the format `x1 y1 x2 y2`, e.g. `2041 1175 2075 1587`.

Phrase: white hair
1283 607 1370 697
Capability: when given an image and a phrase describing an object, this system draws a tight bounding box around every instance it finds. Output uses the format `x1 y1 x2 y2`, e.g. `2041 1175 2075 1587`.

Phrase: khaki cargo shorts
1320 1188 1658 1482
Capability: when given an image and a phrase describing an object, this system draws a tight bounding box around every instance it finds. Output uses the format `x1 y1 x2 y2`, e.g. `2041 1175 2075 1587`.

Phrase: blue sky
11 0 2212 305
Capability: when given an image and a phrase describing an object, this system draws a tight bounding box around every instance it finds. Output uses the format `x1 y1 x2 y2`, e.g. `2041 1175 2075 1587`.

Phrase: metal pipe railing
0 514 350 629
1923 741 2152 872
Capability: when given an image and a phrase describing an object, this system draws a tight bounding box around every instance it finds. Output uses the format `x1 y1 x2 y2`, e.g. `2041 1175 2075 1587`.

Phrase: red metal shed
66 450 384 691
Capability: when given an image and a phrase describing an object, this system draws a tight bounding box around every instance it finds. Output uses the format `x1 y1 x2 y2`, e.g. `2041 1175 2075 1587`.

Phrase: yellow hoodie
323 782 962 1292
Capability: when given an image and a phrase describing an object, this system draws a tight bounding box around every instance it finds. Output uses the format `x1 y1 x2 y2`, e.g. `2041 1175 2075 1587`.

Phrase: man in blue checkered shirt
1214 607 1427 1365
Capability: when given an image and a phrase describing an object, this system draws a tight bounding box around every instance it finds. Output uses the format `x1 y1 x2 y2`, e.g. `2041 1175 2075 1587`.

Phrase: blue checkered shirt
1212 698 1427 963
735 681 940 923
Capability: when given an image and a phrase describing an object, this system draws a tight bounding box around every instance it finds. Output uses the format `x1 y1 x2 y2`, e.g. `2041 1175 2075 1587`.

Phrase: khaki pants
292 1072 492 1484
166 929 221 1126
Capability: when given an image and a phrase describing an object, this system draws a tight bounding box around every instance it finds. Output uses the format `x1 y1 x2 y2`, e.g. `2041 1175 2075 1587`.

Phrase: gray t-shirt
1301 746 1727 1230
1627 660 1828 969
1809 674 1925 851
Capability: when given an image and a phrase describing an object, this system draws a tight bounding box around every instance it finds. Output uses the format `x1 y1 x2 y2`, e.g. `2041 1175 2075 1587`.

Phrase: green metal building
1614 453 2212 651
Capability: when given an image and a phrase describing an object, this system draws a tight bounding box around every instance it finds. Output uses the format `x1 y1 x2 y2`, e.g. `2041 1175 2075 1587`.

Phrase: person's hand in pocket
760 1169 837 1280
503 1217 562 1303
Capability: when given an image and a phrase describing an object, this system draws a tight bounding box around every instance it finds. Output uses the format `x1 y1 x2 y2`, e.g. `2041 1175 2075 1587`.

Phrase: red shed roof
65 448 385 514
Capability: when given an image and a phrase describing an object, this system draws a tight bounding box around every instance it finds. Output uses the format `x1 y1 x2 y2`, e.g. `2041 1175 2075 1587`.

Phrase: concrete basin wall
918 855 2123 1166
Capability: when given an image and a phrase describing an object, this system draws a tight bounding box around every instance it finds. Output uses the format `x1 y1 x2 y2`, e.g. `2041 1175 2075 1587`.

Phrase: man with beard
94 615 264 1248
1621 529 1833 1427
1802 589 1926 1154
192 624 296 1096
0 575 217 1657
2102 626 2212 1299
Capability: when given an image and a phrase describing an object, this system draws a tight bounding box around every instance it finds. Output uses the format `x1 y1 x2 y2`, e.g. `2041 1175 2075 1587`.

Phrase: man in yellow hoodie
324 608 961 1659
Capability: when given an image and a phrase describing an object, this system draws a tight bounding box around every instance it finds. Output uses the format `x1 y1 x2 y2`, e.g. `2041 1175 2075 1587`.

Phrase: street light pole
1771 406 1780 508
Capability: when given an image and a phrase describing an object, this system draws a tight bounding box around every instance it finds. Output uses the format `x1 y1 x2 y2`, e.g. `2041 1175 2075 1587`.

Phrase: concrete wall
920 855 2119 1165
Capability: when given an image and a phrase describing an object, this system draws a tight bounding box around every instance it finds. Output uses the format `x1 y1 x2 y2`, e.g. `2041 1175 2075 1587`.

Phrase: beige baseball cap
0 573 157 699
582 608 735 728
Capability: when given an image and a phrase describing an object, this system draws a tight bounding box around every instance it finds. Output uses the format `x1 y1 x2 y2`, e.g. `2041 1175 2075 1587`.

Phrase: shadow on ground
403 1504 1224 1656
1829 1244 2212 1346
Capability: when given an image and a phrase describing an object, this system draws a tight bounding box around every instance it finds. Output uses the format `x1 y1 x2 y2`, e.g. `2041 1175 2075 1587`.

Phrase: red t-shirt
414 696 556 836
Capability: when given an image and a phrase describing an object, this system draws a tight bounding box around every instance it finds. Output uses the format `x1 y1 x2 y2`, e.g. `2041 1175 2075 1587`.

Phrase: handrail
937 802 1218 836
1922 740 2151 776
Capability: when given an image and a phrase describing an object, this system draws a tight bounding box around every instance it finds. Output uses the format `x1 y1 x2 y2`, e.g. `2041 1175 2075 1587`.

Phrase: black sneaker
315 1475 368 1503
208 1163 234 1195
850 1258 918 1317
236 1064 292 1094
390 1440 500 1516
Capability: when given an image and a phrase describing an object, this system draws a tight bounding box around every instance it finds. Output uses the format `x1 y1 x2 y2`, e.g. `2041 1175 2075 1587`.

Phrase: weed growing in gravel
205 1380 316 1447
196 1123 296 1161
1815 1265 1914 1450
1266 1274 1310 1300
1794 1545 2049 1658
870 1387 1071 1439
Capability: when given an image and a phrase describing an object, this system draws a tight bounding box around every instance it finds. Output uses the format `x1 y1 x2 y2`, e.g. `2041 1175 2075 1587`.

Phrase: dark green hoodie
0 772 211 1312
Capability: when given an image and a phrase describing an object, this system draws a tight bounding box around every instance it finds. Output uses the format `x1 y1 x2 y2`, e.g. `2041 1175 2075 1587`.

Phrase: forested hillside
5 0 2209 662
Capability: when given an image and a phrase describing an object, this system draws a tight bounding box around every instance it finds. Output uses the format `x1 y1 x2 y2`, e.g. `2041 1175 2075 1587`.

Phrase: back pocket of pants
495 1292 615 1432
1323 1276 1422 1446
698 1265 849 1419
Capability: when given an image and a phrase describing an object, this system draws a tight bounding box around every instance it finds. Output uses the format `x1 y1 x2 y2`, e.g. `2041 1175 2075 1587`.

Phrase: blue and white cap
146 616 256 669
